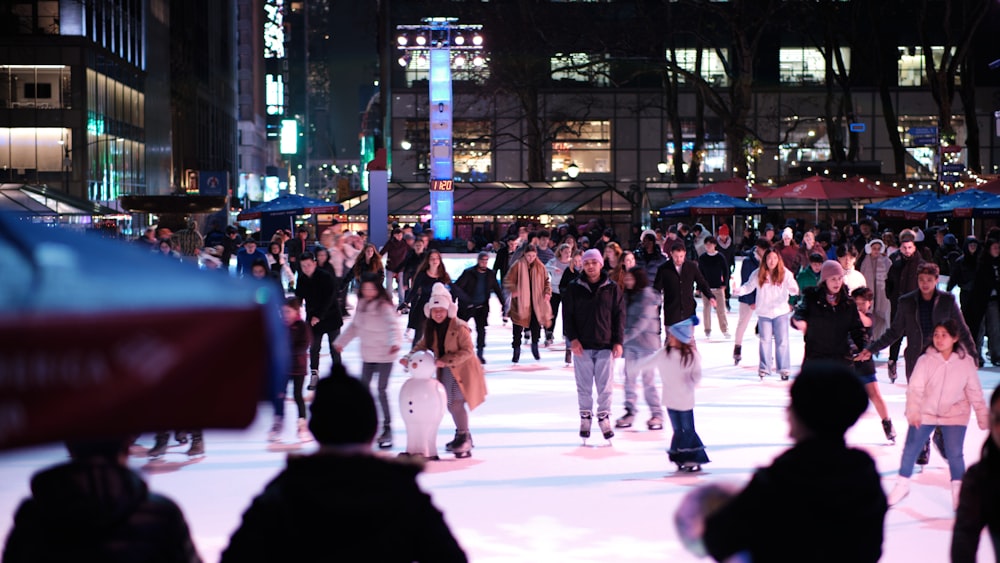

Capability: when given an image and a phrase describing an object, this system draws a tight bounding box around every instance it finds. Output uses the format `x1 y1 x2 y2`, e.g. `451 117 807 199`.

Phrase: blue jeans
574 349 614 415
666 409 709 465
898 424 967 479
757 312 791 374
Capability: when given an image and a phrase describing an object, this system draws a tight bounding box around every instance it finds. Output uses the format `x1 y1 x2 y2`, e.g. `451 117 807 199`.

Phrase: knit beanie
817 260 844 286
790 361 868 437
899 229 916 244
423 282 458 318
782 227 794 241
668 316 700 345
309 363 377 445
581 248 604 267
718 224 730 237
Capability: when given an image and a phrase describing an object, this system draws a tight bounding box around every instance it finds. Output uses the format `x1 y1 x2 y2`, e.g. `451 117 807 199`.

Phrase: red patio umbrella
961 177 1000 194
766 175 899 222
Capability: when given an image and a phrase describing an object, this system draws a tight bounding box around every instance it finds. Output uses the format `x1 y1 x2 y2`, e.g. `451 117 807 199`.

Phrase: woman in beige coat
504 244 553 362
407 283 487 457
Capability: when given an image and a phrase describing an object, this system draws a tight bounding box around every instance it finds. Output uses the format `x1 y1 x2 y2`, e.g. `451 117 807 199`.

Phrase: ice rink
1 253 997 562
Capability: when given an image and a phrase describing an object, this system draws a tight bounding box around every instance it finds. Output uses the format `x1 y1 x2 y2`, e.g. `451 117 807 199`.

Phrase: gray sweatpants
575 348 614 416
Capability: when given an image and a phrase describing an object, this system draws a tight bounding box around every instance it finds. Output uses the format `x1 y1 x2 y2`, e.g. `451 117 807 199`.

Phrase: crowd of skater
4 215 1000 561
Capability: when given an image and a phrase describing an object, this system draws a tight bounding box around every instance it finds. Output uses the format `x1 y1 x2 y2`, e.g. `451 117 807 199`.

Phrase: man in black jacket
654 240 715 329
883 228 924 381
452 252 504 363
563 248 625 442
295 251 343 389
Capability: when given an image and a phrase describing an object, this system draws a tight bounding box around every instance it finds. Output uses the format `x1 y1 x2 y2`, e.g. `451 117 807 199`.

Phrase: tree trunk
959 57 981 173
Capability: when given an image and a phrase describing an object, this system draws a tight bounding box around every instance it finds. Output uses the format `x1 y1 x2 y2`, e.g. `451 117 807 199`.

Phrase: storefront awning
0 184 123 217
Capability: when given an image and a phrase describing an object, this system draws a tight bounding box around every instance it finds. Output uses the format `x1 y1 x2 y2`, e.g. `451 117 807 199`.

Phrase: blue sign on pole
198 171 229 196
908 126 938 137
849 123 866 133
912 136 938 147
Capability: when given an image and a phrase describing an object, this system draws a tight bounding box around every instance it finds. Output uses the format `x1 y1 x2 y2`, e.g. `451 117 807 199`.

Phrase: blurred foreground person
221 365 467 562
677 361 886 562
951 385 1000 562
3 436 201 562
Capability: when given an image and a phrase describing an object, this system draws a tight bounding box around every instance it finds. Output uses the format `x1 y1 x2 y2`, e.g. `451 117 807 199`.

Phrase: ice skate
267 417 283 443
451 431 473 459
680 461 702 473
647 416 664 431
531 340 541 360
445 430 474 452
779 370 790 381
174 431 188 445
564 349 572 367
597 412 614 442
147 434 169 458
887 477 910 506
733 344 742 365
951 481 962 511
307 368 319 391
882 419 897 443
579 411 593 443
186 435 205 457
512 346 520 363
377 425 392 449
758 369 768 381
615 408 635 429
887 360 897 383
297 418 313 443
915 441 930 468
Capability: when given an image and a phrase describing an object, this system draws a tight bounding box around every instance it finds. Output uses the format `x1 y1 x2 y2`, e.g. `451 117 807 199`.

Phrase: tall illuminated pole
397 18 483 240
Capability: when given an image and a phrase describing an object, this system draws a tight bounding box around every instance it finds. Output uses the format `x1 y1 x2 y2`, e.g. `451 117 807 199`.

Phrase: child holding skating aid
640 315 710 472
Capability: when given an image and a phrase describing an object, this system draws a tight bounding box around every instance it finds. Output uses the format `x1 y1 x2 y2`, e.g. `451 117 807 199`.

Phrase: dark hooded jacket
947 236 981 295
3 460 201 563
221 453 466 562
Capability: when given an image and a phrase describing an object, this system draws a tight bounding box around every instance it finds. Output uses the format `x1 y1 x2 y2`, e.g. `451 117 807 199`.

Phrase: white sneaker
887 477 910 506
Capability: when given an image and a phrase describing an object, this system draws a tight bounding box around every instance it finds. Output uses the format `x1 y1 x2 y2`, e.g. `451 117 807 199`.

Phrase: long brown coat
413 318 487 410
503 259 553 328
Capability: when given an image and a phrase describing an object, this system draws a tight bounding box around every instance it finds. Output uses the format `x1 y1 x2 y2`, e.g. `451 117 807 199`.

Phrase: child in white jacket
887 319 990 509
334 273 401 449
639 316 709 472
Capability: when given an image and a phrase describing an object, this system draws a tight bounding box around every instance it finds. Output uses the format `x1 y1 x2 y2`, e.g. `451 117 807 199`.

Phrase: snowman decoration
398 350 448 460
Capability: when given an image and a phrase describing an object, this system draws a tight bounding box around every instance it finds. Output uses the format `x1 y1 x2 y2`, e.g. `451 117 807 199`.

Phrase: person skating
503 244 553 363
616 267 664 430
334 274 402 449
735 247 799 380
294 251 344 390
951 384 1000 561
884 319 989 509
404 283 487 458
452 251 504 364
654 240 715 329
792 260 867 374
269 297 312 443
563 249 625 444
850 287 897 443
638 316 709 472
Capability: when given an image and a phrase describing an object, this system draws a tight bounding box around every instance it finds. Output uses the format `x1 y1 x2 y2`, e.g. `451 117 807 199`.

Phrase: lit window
401 53 489 87
666 48 730 87
550 53 610 86
551 121 611 176
897 46 958 87
453 121 491 182
779 48 850 85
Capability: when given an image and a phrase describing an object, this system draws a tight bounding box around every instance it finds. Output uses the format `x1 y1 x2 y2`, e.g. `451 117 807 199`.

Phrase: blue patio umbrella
237 194 343 220
863 190 939 218
0 213 289 450
897 188 1000 221
660 192 766 233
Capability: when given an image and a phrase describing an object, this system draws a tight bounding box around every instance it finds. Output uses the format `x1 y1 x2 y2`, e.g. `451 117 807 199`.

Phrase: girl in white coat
735 248 800 380
887 319 990 508
334 273 402 449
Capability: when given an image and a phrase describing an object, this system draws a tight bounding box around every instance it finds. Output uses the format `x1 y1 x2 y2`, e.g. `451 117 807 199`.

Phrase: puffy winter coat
503 257 553 328
736 268 799 319
412 317 487 410
3 460 201 563
334 298 401 363
905 348 989 428
623 286 662 355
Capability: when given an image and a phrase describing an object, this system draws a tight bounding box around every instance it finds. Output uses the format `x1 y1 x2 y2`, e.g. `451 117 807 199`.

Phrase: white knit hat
423 282 458 318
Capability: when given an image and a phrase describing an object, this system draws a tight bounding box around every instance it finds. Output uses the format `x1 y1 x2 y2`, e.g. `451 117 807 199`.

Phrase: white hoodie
735 268 799 319
333 298 402 363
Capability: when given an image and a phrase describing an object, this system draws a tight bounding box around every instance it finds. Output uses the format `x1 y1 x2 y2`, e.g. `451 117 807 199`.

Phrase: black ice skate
597 412 614 442
451 431 473 458
307 369 319 391
680 461 702 473
187 435 205 457
377 426 393 449
882 419 897 443
615 408 636 429
147 434 169 458
887 360 897 383
647 416 664 431
446 430 474 452
915 440 930 467
579 411 593 443
733 345 742 365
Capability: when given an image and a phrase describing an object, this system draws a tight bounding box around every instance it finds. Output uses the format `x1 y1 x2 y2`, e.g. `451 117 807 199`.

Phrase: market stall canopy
960 177 1000 194
0 184 122 217
767 175 897 200
863 190 940 218
900 188 1000 220
237 194 344 220
672 178 766 200
0 213 289 450
120 194 228 214
659 192 767 217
